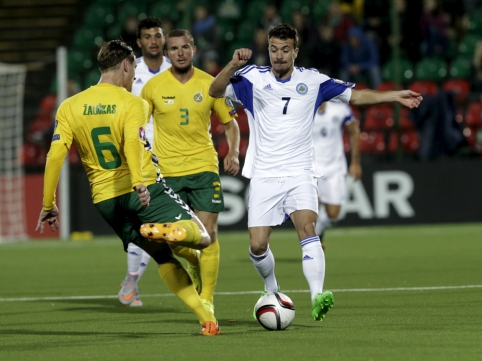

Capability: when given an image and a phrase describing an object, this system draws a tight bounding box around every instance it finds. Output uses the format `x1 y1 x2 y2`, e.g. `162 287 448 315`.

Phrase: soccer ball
254 292 295 330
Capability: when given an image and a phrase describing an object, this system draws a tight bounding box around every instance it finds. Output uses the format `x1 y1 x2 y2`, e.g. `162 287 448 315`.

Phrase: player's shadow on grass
0 328 203 350
53 298 182 315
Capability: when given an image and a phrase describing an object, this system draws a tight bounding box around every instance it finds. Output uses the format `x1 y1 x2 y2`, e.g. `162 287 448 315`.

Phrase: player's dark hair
97 40 135 72
137 17 163 38
268 23 298 49
166 29 195 47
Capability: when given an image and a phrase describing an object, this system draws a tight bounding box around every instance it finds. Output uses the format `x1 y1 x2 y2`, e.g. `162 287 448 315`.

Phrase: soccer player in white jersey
313 101 361 249
119 17 173 307
209 23 422 321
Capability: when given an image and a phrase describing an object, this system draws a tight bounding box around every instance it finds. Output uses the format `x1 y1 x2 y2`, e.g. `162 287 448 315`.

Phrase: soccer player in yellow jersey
35 40 220 336
141 29 240 314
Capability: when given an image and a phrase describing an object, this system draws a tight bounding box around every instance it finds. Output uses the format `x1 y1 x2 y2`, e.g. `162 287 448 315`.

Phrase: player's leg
110 184 219 334
120 243 149 306
136 239 219 335
286 175 334 321
167 172 224 314
249 225 277 292
193 210 219 314
139 183 211 249
315 173 345 248
248 177 287 293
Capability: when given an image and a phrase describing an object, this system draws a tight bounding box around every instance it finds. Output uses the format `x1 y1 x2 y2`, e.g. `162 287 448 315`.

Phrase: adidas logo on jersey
135 79 143 84
302 255 313 261
263 84 273 90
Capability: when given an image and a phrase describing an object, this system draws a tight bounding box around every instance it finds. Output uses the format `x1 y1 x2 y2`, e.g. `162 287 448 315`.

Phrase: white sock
127 243 143 275
137 251 151 281
300 235 325 301
249 246 278 292
315 206 332 236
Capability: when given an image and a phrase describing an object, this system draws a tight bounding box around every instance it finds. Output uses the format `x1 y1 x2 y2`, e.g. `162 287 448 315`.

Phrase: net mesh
0 62 28 242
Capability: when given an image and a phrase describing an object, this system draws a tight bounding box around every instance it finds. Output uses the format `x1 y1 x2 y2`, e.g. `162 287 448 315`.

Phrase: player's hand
398 90 423 109
348 163 362 181
35 206 60 234
135 184 150 207
231 48 252 68
224 152 240 176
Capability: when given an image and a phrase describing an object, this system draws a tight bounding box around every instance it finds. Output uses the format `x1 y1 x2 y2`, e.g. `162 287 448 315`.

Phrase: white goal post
0 62 27 242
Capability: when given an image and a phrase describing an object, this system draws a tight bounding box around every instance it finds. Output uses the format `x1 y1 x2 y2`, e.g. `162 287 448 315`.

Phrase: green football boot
311 291 334 321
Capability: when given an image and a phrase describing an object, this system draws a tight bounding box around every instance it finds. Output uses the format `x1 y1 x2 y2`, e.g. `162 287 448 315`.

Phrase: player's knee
326 208 341 221
250 241 269 255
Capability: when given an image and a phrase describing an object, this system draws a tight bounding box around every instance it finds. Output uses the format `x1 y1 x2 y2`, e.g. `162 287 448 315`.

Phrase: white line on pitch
0 284 481 302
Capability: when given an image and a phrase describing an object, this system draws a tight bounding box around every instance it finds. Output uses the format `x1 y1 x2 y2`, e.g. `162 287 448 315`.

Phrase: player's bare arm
345 120 362 181
35 206 60 234
350 89 423 109
209 48 252 98
223 119 240 176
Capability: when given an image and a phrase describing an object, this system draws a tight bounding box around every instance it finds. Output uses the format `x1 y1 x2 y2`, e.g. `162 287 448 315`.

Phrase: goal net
0 62 27 242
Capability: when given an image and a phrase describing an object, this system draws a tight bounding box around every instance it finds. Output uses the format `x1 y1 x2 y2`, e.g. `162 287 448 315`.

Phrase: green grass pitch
1 224 481 361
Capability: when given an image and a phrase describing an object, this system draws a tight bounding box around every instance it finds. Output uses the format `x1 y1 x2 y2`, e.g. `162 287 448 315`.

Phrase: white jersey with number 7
224 65 355 179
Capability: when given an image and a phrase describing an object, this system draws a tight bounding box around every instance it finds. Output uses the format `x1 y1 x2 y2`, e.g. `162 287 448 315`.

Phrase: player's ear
192 45 197 56
136 38 141 49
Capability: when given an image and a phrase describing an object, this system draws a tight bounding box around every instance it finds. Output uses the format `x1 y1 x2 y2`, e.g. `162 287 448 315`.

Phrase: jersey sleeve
42 102 72 211
124 97 150 188
213 97 237 124
317 73 355 104
140 81 154 116
225 65 258 114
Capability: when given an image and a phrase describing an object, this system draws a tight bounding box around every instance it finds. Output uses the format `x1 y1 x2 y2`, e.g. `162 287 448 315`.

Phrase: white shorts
248 174 318 227
316 172 346 205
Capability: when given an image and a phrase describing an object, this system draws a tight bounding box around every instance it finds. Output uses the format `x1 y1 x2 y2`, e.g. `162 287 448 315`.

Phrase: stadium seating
247 0 269 21
83 69 101 89
354 82 369 91
280 0 311 21
376 82 396 91
415 57 447 82
82 3 115 26
116 2 148 25
73 25 104 49
67 49 94 73
381 57 414 83
237 20 258 42
151 2 180 23
216 19 236 43
359 131 385 153
364 105 394 130
465 102 482 127
442 79 470 105
408 80 439 95
388 130 419 152
312 0 332 20
458 34 479 57
449 56 471 79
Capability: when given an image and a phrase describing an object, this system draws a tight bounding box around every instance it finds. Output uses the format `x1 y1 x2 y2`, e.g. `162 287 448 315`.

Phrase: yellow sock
174 220 202 244
171 245 200 267
158 260 215 324
200 240 220 304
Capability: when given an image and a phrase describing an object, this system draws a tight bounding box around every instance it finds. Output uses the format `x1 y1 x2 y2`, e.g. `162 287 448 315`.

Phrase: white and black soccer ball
254 292 295 331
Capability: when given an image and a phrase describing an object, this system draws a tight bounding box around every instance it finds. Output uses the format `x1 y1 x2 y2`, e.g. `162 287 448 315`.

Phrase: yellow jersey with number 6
141 67 236 177
44 83 157 208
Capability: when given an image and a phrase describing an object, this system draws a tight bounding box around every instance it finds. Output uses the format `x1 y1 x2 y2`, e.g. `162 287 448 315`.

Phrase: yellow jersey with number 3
44 83 157 209
141 67 236 177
